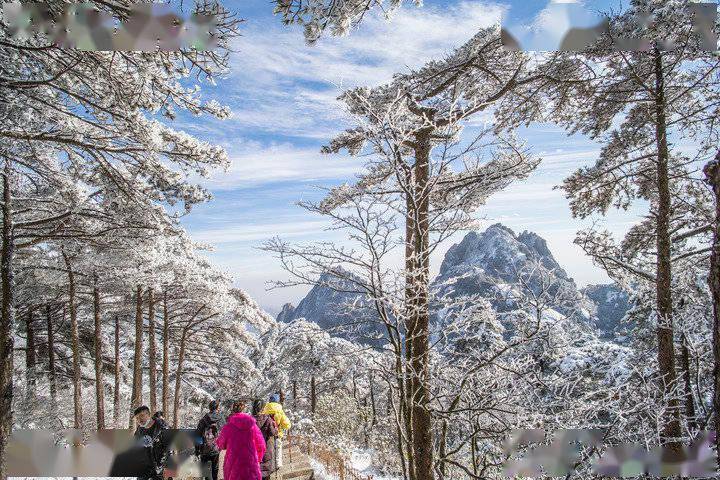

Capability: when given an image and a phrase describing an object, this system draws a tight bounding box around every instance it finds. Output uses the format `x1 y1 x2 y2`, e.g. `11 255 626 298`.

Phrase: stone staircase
273 444 314 480
212 442 315 480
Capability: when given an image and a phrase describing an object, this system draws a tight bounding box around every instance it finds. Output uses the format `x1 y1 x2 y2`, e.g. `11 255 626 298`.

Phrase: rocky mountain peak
281 224 630 343
439 224 571 285
276 303 296 323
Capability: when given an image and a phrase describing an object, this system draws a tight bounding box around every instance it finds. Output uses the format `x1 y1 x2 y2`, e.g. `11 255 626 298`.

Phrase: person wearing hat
260 394 291 469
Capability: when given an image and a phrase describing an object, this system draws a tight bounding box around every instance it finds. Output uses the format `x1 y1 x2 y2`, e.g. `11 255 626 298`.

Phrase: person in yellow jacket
261 394 290 469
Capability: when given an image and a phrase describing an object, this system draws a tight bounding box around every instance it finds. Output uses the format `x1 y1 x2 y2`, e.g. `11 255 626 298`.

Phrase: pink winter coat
216 413 266 480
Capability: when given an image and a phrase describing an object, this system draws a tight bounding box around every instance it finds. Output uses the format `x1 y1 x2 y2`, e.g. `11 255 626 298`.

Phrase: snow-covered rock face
435 224 580 318
276 303 296 323
439 224 570 283
279 224 631 343
581 284 632 337
276 268 385 346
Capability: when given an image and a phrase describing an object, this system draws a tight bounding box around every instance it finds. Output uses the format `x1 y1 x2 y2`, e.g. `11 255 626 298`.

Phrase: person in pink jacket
216 401 267 480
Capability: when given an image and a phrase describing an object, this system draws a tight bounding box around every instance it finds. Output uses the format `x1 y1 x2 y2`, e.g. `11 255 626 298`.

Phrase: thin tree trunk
25 306 36 394
680 334 696 431
653 49 681 457
173 328 188 427
93 276 105 429
62 250 82 429
369 374 377 426
46 304 56 404
352 373 358 402
438 420 448 478
704 154 720 469
310 375 317 414
471 429 479 476
113 315 121 427
391 379 409 480
292 380 297 409
162 291 169 416
147 288 156 413
130 285 143 428
0 164 15 480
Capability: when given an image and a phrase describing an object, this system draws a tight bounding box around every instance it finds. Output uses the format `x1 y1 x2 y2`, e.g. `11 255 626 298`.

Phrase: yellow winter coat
261 402 291 437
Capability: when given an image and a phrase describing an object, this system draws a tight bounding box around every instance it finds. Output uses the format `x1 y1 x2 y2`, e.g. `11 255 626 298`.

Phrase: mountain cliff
278 224 631 342
279 268 384 345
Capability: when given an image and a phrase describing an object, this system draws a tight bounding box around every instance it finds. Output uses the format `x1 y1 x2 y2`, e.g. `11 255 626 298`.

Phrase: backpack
200 423 219 456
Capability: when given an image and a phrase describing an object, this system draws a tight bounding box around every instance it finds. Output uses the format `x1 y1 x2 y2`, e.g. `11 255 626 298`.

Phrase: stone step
280 464 314 480
276 453 314 480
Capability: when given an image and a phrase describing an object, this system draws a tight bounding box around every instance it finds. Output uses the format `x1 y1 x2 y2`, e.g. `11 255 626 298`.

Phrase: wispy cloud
202 140 366 189
191 219 332 244
222 1 504 139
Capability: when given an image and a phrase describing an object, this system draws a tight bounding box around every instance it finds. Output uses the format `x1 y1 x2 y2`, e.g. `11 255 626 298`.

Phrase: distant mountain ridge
278 224 631 343
582 283 631 338
279 268 384 345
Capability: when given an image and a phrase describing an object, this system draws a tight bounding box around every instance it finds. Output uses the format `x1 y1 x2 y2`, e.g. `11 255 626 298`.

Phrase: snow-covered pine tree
498 0 720 456
705 151 720 466
272 0 416 43
0 0 240 473
264 26 550 480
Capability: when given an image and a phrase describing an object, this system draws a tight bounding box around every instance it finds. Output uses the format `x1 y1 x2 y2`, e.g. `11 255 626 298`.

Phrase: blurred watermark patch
501 2 718 52
3 2 218 51
6 428 207 477
503 429 717 477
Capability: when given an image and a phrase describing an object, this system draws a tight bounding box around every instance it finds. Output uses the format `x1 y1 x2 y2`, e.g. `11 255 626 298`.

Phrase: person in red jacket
216 401 266 480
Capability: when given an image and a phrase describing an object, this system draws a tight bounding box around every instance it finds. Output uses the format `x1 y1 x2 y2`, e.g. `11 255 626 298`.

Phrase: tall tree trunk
113 315 121 427
162 291 169 417
46 304 56 404
25 306 36 395
147 288 156 413
310 375 317 414
653 49 681 456
369 374 377 427
130 285 143 428
704 154 720 469
93 276 105 429
352 373 358 402
173 328 188 427
162 291 170 415
406 133 434 480
680 334 696 431
404 165 418 480
471 429 479 476
292 380 298 409
0 164 15 480
62 250 82 429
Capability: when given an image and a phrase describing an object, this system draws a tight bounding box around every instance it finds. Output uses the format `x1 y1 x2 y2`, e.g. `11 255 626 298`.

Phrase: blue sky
178 0 640 315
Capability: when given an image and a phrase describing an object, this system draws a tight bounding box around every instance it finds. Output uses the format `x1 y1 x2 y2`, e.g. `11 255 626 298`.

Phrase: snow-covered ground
308 449 402 480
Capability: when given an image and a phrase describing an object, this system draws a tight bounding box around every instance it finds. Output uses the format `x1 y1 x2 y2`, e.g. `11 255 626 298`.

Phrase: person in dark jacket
133 405 170 480
195 400 225 480
252 399 279 480
152 411 169 429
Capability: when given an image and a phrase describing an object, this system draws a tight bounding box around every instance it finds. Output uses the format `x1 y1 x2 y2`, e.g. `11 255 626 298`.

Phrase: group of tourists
131 393 291 480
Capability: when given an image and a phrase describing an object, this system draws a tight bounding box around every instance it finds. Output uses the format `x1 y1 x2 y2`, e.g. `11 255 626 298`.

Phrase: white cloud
203 140 366 189
223 1 504 138
190 219 333 244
